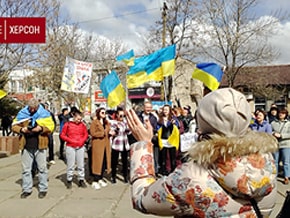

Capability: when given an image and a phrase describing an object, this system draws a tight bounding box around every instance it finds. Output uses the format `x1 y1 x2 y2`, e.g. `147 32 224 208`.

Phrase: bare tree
33 21 126 110
0 0 64 114
193 0 285 87
145 0 287 99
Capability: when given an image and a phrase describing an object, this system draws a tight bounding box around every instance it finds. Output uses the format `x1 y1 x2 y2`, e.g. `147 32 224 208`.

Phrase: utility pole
162 2 168 48
161 1 168 102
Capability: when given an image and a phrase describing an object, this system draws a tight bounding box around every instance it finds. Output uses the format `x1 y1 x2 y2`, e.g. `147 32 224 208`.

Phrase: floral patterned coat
130 131 278 217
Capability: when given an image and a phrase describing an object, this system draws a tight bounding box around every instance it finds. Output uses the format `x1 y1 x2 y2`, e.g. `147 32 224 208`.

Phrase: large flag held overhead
127 44 176 89
116 49 135 66
0 89 7 99
61 57 93 94
100 71 126 108
192 62 224 91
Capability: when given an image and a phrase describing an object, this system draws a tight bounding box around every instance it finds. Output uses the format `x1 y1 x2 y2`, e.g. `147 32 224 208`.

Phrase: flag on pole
116 50 135 66
100 71 126 108
126 44 176 89
127 55 149 89
61 57 93 94
192 62 224 91
0 89 7 99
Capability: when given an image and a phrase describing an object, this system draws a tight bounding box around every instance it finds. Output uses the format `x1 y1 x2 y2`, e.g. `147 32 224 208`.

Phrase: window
254 97 266 111
274 95 286 108
18 81 23 92
10 81 16 92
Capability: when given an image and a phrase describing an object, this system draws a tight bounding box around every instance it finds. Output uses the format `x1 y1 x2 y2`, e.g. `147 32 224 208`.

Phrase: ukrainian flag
13 104 55 132
0 89 7 99
100 71 126 108
116 50 135 66
192 62 224 91
157 125 180 150
127 55 150 89
126 44 176 89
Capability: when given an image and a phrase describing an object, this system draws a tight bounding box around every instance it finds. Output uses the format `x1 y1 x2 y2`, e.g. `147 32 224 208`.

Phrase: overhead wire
78 7 160 24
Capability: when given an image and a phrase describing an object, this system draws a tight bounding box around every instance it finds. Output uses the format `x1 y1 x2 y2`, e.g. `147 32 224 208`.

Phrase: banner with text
0 17 46 43
61 57 93 94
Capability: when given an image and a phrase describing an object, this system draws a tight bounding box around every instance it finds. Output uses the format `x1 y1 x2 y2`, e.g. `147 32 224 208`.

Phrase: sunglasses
119 115 125 118
100 111 105 115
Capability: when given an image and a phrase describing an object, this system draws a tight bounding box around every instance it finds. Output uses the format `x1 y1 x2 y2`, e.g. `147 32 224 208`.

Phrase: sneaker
49 160 56 165
67 180 72 189
20 192 32 199
38 191 47 199
98 179 107 187
78 180 87 188
92 181 101 190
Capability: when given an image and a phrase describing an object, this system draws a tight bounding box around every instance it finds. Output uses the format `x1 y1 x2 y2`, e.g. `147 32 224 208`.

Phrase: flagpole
162 1 168 103
125 67 132 110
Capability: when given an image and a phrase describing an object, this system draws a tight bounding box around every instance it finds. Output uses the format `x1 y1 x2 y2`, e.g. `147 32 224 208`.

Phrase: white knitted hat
196 88 251 137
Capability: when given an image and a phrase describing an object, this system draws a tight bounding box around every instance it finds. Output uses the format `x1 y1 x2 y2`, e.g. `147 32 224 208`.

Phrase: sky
61 0 290 65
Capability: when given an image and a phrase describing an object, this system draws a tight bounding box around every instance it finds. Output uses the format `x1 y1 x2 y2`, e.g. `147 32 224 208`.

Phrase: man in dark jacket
138 101 159 174
58 107 70 160
44 103 57 164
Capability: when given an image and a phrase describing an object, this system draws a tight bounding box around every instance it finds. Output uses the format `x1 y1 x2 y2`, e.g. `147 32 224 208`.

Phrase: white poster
61 57 93 94
180 132 198 152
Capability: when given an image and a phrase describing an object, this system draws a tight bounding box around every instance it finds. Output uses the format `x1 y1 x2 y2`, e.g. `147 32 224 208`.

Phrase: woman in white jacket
126 88 278 217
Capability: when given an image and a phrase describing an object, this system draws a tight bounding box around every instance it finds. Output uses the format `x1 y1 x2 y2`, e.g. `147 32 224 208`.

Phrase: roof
220 64 290 87
10 93 34 101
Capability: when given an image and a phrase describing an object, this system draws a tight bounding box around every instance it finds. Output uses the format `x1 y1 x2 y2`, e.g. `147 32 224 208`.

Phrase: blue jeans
273 148 290 178
66 146 85 181
21 148 48 193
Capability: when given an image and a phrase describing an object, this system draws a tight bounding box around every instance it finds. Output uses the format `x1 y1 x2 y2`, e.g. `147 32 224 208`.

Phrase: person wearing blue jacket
250 108 272 134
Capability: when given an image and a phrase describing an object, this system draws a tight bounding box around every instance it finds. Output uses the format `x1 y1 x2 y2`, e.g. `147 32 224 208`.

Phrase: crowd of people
250 104 290 185
10 89 290 216
10 97 196 198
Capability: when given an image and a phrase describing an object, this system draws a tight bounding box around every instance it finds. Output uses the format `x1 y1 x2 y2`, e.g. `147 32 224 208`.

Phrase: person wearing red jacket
60 109 88 189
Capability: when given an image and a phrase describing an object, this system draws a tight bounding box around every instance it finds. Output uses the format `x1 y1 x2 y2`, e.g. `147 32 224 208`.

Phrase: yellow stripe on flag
107 83 126 108
158 125 180 150
0 90 7 99
127 71 148 89
192 68 220 91
162 59 175 77
36 116 55 132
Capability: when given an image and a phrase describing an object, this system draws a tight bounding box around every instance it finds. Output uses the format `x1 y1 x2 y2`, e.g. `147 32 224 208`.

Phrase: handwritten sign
180 132 197 152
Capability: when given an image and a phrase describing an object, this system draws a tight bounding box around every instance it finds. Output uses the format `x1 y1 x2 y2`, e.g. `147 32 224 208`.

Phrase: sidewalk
0 134 288 217
0 151 159 218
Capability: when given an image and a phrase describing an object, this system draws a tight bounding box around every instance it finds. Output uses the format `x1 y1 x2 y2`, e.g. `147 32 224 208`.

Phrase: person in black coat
138 101 159 174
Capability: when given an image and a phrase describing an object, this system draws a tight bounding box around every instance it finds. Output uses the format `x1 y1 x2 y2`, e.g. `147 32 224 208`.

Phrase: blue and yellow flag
192 62 224 91
127 55 150 89
13 104 55 132
126 44 176 89
0 89 7 99
157 125 180 150
116 50 135 66
100 71 126 108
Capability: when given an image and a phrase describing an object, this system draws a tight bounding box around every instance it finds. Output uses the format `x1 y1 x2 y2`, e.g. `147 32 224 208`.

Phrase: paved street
0 134 288 217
